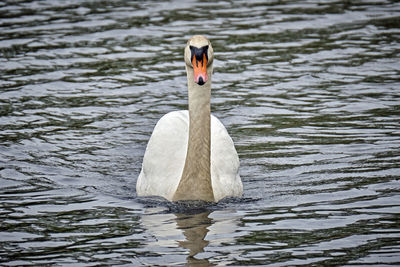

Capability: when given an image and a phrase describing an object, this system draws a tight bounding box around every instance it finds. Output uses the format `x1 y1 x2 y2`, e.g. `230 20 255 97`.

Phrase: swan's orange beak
192 53 208 86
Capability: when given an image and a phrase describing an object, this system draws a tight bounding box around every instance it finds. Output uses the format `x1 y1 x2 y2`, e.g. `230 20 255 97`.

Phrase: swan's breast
137 110 242 201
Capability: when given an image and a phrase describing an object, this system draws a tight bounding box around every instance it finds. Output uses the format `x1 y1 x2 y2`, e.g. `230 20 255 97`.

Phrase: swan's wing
210 115 243 201
136 110 189 200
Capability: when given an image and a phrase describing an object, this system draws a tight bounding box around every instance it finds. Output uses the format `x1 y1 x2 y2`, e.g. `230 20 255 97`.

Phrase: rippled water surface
1 0 400 266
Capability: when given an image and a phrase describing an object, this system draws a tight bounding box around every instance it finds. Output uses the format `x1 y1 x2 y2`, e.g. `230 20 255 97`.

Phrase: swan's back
136 110 242 201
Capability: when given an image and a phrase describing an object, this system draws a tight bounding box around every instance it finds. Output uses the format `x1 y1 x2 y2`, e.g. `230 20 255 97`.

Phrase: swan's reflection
175 211 212 265
140 207 240 266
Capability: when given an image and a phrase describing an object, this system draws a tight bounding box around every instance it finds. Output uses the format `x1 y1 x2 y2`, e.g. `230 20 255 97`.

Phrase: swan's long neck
173 64 214 202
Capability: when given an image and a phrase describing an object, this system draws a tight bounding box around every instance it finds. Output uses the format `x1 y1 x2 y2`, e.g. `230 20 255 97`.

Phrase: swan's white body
137 110 242 202
136 35 243 202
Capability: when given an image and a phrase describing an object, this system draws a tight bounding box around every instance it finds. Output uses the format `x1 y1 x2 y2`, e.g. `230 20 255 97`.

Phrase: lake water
1 0 400 266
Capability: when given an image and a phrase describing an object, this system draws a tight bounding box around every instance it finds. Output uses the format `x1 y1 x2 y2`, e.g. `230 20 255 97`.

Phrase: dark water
1 0 400 266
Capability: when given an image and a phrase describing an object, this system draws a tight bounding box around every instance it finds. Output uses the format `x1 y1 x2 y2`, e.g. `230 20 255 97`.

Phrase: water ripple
1 0 400 265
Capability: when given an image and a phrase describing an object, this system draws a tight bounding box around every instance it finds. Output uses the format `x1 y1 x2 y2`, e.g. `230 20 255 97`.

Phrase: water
1 0 400 265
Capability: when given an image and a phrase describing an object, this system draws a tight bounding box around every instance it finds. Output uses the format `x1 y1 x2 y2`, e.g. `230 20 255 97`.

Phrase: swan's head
184 35 214 86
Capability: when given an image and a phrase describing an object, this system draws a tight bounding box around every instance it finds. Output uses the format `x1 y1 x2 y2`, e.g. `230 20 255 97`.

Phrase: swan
136 35 243 202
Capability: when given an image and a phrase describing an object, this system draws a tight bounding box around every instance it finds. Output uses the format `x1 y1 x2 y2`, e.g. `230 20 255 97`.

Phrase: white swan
136 35 242 202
